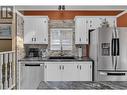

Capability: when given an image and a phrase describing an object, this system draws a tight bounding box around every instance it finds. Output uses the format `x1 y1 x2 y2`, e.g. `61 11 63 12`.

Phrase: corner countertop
19 57 93 62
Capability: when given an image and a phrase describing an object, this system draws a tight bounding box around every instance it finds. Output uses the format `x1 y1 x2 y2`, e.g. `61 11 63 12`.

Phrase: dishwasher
19 62 44 89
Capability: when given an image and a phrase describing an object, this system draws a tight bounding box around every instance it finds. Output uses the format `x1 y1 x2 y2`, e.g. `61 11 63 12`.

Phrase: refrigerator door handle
116 39 119 56
111 39 114 68
115 39 117 70
114 39 117 56
114 39 117 70
114 38 119 70
111 39 115 56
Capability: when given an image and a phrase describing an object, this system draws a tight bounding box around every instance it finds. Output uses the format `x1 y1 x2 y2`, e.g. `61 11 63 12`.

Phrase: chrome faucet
59 42 64 56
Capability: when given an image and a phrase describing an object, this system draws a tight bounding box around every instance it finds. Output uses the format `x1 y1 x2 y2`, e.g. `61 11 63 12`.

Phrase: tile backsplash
49 20 75 28
16 13 25 88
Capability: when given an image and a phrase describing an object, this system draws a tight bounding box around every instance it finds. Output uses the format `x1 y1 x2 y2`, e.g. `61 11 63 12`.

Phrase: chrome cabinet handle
32 38 36 42
80 65 81 70
45 65 47 68
62 65 64 70
44 21 47 23
77 65 79 69
34 38 36 41
59 65 61 70
32 38 33 41
79 38 81 42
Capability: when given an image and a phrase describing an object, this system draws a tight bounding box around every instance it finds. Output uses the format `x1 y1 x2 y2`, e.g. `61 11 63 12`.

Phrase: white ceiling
15 5 127 11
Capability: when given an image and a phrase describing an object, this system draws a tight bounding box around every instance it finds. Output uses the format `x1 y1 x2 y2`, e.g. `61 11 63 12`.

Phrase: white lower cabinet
44 61 92 81
76 62 92 81
44 63 61 81
44 62 75 81
62 63 77 81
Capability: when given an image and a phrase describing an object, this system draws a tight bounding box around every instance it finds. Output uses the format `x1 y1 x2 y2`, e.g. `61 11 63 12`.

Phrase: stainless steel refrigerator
90 27 127 81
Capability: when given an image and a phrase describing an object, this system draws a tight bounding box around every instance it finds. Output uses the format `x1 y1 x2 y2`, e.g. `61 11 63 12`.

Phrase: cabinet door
75 17 88 44
99 17 116 27
44 63 61 81
33 17 41 44
61 62 76 81
88 17 101 29
75 18 81 44
41 18 48 44
79 63 92 81
24 17 36 44
74 64 80 81
31 17 48 44
106 17 116 27
35 17 44 44
80 19 88 44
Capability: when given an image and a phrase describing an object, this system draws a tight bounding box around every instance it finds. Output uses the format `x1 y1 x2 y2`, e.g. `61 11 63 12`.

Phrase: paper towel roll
78 47 82 58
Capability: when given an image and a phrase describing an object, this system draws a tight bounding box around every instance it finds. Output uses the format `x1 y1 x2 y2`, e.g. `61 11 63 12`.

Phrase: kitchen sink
48 56 75 59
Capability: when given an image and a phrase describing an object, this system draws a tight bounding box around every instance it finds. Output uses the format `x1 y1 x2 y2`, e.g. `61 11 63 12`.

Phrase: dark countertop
37 81 127 90
19 57 93 62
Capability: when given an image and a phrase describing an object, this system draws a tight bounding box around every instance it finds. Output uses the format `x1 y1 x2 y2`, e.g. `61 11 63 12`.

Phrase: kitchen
1 5 127 90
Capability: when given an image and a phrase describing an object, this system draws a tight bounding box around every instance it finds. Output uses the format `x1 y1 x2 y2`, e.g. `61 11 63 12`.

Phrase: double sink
47 56 76 61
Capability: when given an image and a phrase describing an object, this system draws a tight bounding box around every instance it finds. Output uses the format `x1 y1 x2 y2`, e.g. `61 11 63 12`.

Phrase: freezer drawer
98 71 127 81
19 63 44 89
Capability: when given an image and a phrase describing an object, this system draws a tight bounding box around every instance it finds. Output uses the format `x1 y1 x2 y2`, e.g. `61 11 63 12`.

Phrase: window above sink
50 28 73 51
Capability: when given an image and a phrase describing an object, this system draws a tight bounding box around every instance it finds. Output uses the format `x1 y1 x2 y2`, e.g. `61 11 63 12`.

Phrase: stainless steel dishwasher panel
19 63 44 89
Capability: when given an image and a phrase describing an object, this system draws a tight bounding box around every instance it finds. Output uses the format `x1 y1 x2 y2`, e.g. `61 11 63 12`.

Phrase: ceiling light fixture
58 5 65 10
58 5 61 10
62 5 65 10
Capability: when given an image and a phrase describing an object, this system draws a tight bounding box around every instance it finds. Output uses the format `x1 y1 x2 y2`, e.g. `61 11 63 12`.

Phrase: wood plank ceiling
22 10 123 20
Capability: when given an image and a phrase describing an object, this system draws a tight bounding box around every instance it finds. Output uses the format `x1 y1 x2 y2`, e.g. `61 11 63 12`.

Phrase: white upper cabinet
74 16 116 45
87 17 102 29
24 16 49 44
104 17 116 27
75 17 89 44
87 16 116 29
